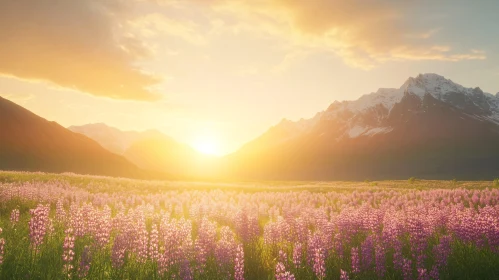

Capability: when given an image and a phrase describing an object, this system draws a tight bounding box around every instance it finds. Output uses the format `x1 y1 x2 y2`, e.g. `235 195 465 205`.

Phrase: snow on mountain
347 125 367 138
403 74 499 113
228 73 499 180
402 73 465 98
279 73 499 140
363 127 394 136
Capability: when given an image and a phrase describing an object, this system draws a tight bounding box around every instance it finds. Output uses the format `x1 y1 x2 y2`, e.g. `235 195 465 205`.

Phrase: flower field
0 172 499 279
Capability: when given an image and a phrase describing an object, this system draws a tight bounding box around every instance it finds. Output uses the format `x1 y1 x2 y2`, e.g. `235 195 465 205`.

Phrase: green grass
1 171 499 279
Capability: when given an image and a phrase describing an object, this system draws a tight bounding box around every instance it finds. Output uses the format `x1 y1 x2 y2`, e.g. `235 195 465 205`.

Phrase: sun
190 130 222 156
192 139 220 155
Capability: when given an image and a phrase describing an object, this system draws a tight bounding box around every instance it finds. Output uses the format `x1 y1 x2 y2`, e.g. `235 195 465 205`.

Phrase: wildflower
0 228 5 265
78 246 92 278
402 258 413 280
95 206 112 248
29 204 50 251
340 269 349 280
275 262 295 280
194 239 207 274
361 235 374 270
234 244 244 280
111 234 127 268
375 243 386 278
10 209 20 225
149 224 159 261
430 235 452 279
292 243 303 268
351 247 360 274
180 258 193 280
62 228 75 278
313 248 326 280
56 199 66 222
418 267 429 280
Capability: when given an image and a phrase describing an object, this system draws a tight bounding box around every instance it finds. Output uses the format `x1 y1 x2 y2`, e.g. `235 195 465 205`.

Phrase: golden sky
1 0 498 155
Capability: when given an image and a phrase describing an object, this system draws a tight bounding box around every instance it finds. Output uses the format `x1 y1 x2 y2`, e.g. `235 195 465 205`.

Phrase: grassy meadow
0 171 498 279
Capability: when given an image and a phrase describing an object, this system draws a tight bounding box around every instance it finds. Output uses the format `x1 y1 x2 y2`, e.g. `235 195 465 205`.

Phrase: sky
1 0 499 155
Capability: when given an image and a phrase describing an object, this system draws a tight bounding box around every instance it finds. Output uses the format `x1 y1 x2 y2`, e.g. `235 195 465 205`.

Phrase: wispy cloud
0 0 489 101
184 0 487 69
130 13 207 46
0 93 35 104
0 0 161 101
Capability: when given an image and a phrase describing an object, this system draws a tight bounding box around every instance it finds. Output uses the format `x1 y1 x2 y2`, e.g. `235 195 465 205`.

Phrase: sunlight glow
190 129 222 156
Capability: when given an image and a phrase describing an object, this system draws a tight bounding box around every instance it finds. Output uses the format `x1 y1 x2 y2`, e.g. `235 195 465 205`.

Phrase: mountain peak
69 123 170 155
402 73 455 95
417 72 446 80
278 73 499 142
0 97 141 178
231 73 499 180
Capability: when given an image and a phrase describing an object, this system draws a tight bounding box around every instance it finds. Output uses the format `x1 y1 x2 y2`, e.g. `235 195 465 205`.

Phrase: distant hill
222 73 499 180
0 96 145 178
70 123 217 179
5 73 499 181
69 123 163 155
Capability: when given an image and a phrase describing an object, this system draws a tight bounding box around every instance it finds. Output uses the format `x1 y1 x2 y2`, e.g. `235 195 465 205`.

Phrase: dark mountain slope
0 96 145 178
223 74 499 180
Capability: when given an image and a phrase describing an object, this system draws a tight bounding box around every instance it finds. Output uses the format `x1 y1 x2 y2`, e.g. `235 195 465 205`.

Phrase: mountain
124 136 217 179
70 123 216 179
223 73 499 180
0 96 144 178
69 123 163 155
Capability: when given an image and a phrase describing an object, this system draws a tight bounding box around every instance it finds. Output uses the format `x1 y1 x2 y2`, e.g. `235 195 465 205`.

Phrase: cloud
188 0 487 69
0 93 35 104
0 0 161 101
0 0 487 98
130 13 207 45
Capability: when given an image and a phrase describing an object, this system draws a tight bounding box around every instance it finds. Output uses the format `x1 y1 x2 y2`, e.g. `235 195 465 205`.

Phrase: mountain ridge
0 96 148 178
267 73 499 142
221 73 499 180
69 123 217 179
68 123 166 155
3 73 499 181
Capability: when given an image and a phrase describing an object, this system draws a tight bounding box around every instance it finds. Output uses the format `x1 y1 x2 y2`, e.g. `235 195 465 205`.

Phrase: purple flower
313 248 326 280
234 244 245 280
215 226 237 272
95 205 112 248
10 209 20 225
430 234 452 279
375 243 386 278
62 228 75 277
351 247 360 274
361 235 374 270
340 269 349 280
275 262 295 280
418 267 429 280
111 233 127 268
292 243 303 268
78 246 92 278
149 224 159 261
29 204 50 252
194 239 207 274
180 258 193 280
402 258 413 280
0 228 5 265
56 199 66 223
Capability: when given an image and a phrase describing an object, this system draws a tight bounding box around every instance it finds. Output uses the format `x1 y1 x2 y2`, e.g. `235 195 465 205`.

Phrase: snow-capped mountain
299 73 499 140
224 74 499 180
